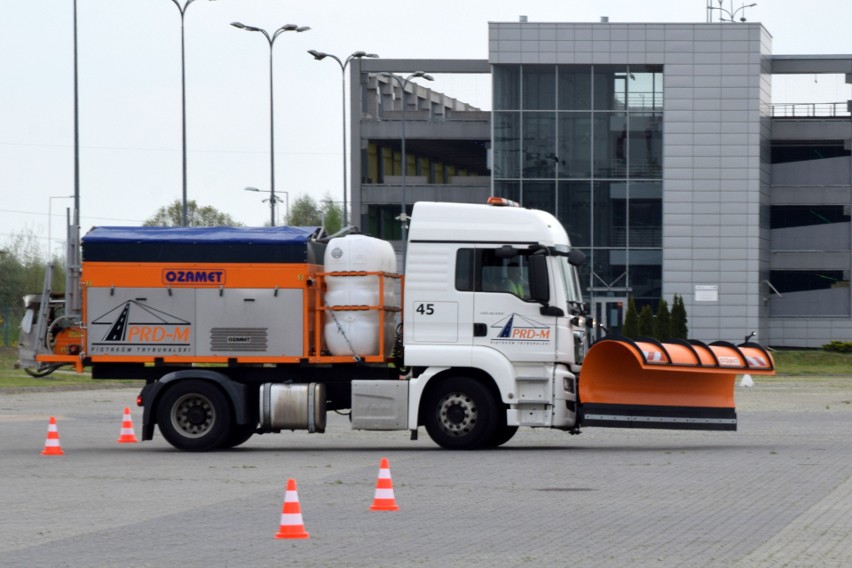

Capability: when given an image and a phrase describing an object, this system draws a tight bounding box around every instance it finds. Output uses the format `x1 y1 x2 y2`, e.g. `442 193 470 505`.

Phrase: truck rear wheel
219 423 256 449
424 377 498 450
157 380 232 452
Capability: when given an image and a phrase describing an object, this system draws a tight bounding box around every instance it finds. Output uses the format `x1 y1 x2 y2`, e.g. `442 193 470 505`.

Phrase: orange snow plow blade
579 338 775 431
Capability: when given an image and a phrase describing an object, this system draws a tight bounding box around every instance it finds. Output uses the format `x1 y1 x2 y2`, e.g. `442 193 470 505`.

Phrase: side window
455 249 475 291
454 248 531 299
482 250 530 299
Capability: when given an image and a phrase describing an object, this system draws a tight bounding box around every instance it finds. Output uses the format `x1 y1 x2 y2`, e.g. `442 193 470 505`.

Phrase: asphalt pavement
0 376 850 568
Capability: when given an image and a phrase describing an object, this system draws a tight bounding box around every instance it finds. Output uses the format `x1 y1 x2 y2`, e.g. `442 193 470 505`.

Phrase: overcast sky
2 0 852 257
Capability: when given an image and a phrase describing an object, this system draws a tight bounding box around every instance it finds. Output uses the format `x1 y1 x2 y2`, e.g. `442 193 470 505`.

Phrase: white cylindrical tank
323 235 397 356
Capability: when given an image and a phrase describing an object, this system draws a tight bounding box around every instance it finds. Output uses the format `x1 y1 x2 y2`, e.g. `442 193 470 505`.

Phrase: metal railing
771 102 850 118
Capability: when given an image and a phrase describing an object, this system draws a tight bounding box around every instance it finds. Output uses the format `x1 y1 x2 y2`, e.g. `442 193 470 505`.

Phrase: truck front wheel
157 380 232 452
424 377 498 450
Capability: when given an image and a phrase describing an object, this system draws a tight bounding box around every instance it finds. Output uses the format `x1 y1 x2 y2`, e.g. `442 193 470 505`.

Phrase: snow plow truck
18 198 775 451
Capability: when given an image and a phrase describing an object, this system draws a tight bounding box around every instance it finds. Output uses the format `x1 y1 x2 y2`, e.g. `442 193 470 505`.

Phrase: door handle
473 323 487 337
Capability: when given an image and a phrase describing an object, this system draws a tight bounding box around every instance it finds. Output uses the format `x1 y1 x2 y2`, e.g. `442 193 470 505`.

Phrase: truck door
471 247 557 363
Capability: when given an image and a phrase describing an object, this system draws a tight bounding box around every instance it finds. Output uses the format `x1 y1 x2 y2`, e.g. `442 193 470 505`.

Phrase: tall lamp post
68 0 81 317
707 1 757 22
307 50 379 227
168 0 215 227
232 22 309 226
244 186 289 226
380 72 433 268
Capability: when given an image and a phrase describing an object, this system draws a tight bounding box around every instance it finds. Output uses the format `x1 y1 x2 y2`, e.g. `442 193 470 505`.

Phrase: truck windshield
557 256 584 308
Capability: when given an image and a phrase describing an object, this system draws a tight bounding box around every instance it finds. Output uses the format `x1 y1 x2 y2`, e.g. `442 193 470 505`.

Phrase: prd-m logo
490 314 551 343
90 301 191 353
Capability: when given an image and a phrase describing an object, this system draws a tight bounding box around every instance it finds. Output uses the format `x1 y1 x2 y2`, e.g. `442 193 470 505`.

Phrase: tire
424 377 498 450
219 422 257 449
156 380 232 452
487 424 519 448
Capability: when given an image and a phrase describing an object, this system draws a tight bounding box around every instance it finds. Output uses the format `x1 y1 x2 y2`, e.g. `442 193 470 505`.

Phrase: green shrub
823 340 852 353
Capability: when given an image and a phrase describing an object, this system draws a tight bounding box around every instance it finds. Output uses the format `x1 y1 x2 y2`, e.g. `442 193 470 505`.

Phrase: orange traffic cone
274 479 310 539
369 457 399 511
41 416 64 456
117 407 139 443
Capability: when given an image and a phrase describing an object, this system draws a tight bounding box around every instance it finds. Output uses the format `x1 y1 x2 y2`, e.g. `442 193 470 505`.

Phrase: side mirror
528 254 550 304
568 248 586 267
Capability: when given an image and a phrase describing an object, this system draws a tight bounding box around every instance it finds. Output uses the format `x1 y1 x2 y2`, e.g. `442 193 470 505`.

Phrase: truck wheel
219 423 256 449
157 380 232 452
424 377 498 450
487 424 518 448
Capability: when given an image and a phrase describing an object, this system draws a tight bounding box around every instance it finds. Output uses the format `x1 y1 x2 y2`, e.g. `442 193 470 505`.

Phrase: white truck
18 199 775 451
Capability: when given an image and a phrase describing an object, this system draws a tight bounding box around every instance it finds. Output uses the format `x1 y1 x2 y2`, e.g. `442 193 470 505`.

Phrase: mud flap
579 338 775 431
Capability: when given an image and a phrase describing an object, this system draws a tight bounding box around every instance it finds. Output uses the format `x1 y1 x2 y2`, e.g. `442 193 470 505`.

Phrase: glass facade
493 64 663 306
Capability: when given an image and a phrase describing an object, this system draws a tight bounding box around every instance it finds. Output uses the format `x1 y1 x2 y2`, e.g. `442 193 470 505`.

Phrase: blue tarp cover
82 226 321 245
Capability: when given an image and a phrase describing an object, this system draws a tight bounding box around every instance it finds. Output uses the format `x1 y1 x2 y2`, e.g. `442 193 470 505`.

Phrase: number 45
416 303 435 315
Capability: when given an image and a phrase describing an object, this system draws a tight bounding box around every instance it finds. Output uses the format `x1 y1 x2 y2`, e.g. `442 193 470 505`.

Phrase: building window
522 65 556 110
492 63 664 306
770 205 850 229
771 141 850 164
493 66 520 110
493 112 521 178
522 113 556 178
770 270 847 293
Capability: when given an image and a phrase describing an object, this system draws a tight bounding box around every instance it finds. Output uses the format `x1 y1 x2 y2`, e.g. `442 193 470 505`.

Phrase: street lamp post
380 72 433 269
232 22 309 226
307 50 379 227
244 187 289 226
707 1 757 22
167 0 215 227
48 196 74 259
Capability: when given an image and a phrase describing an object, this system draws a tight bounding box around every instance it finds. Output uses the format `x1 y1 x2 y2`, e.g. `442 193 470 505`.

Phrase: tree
288 195 322 227
0 228 60 345
654 298 671 340
143 200 242 227
622 296 640 338
670 294 689 339
287 194 343 234
638 304 655 337
320 197 343 235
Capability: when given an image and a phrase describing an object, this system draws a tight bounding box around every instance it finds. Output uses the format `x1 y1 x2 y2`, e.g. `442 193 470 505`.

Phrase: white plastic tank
323 235 398 356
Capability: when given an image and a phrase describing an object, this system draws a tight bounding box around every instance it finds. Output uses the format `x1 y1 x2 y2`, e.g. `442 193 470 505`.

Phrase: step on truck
18 198 775 451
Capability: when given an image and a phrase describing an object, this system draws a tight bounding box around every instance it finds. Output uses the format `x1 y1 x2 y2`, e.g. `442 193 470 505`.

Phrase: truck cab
397 199 589 447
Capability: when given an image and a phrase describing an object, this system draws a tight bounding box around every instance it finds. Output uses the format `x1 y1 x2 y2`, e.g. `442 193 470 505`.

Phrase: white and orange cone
41 416 64 456
117 407 139 443
369 457 399 511
274 478 310 539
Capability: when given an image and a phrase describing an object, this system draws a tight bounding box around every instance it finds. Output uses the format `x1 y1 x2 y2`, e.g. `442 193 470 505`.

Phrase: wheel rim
170 393 216 438
436 392 478 437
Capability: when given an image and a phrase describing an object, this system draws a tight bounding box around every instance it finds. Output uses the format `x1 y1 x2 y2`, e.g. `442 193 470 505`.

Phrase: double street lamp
380 72 434 268
232 22 309 226
307 50 379 227
167 0 216 226
244 186 289 226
